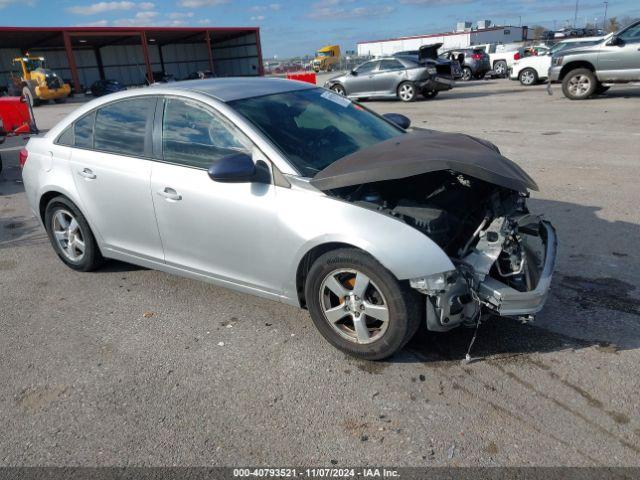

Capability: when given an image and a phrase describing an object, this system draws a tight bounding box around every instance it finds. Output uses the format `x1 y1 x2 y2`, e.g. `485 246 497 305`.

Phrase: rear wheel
305 248 422 360
397 81 417 102
44 196 103 271
562 68 596 100
461 67 472 81
519 68 538 86
330 84 346 96
422 90 439 99
494 60 508 77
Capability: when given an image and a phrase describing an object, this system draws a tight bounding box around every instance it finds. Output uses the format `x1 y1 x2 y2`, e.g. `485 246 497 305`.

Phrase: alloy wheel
398 83 415 101
495 62 506 75
331 85 346 96
462 68 472 81
521 70 536 85
52 209 86 262
567 74 591 98
319 269 390 345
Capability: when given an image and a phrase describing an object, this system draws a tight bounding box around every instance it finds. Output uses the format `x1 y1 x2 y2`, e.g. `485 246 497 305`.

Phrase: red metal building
0 26 264 93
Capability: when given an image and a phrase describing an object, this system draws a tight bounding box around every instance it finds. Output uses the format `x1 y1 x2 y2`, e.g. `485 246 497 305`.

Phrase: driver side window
162 98 252 169
618 23 640 42
355 61 378 74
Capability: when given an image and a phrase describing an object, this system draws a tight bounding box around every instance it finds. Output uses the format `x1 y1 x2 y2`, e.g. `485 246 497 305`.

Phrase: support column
254 29 264 76
94 46 105 80
63 32 81 94
205 30 215 74
140 31 154 84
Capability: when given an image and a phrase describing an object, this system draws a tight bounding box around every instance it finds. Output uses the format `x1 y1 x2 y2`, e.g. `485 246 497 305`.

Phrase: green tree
532 25 546 39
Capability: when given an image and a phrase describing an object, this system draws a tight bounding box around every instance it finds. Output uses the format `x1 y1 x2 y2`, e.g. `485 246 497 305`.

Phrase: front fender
277 186 454 303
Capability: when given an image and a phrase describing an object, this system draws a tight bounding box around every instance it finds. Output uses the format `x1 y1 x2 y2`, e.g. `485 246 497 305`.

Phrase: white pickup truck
475 44 552 77
509 37 604 85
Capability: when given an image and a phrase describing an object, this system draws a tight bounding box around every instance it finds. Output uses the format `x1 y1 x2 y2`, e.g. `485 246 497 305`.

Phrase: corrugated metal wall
101 45 151 86
160 43 209 79
213 32 260 76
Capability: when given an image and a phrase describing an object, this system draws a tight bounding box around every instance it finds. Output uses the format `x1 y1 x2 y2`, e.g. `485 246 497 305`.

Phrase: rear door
69 97 164 260
372 59 407 94
149 96 281 294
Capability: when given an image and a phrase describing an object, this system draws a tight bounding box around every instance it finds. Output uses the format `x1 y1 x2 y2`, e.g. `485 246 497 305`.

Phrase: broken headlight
410 271 457 294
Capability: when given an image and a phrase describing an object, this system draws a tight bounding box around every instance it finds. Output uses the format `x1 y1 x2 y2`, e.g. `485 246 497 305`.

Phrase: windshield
316 51 332 57
550 40 599 55
229 88 404 176
24 59 45 71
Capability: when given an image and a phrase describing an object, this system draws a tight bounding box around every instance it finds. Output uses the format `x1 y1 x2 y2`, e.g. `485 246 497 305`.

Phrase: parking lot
1 79 639 466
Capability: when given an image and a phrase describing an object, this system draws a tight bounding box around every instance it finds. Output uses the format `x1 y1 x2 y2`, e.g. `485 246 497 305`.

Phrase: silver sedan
21 78 556 360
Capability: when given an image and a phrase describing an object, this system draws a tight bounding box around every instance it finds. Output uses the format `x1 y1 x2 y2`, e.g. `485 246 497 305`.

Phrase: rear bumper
478 221 557 317
419 76 454 92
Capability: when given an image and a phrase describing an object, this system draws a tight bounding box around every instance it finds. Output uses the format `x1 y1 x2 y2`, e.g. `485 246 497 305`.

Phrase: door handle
78 168 96 179
157 187 182 201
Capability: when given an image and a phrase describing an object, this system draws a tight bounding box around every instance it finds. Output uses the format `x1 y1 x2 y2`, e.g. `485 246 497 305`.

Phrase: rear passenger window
162 98 252 169
75 112 95 148
94 98 155 157
56 111 95 148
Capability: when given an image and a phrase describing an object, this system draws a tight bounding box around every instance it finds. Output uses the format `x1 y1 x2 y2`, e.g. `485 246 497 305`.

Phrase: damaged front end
310 130 557 331
327 171 556 332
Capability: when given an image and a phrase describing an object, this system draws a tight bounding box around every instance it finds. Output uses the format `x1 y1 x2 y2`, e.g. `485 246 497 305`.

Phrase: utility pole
573 0 579 27
603 1 609 31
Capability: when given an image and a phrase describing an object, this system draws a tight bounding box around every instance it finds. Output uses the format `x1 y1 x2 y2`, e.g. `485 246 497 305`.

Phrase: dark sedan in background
324 55 454 102
440 48 491 81
89 79 126 97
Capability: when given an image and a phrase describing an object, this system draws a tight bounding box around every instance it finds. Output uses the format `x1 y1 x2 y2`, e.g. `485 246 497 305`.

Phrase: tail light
472 53 482 60
514 52 521 60
19 148 28 168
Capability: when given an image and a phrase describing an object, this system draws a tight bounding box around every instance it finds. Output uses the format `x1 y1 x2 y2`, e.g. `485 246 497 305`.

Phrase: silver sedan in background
324 56 454 102
21 78 556 360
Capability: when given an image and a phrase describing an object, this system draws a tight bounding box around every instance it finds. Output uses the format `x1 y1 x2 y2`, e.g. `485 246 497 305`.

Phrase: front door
346 60 379 96
69 97 164 260
150 97 281 294
597 22 640 81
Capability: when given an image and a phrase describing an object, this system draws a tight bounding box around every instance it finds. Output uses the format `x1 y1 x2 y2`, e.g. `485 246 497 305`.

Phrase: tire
330 84 346 96
305 248 422 360
461 67 472 81
494 60 508 77
397 81 417 102
595 84 610 95
562 68 596 100
422 90 439 99
519 68 539 86
44 196 104 272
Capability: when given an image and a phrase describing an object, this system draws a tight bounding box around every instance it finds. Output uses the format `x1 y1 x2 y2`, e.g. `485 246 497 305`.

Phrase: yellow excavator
9 54 71 107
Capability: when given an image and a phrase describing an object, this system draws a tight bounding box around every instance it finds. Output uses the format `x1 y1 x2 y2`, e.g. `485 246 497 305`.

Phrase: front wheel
461 67 472 81
330 84 346 96
305 248 422 360
562 68 596 100
397 82 417 102
44 196 104 271
519 68 538 86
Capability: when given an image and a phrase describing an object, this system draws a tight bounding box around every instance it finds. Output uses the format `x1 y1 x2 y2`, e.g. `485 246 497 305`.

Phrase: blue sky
0 0 638 57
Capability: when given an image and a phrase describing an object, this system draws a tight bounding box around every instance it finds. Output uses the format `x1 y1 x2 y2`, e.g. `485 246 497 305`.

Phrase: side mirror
351 69 358 76
208 153 257 183
383 113 411 129
607 35 621 46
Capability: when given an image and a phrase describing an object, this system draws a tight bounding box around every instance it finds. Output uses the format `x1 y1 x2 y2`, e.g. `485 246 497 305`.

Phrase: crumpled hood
309 130 538 192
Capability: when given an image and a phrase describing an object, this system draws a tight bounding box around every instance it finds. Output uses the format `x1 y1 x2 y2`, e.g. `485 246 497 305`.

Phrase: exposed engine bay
330 170 557 331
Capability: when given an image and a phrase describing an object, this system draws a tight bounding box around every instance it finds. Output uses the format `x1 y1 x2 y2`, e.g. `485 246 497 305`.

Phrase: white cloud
78 19 110 26
250 3 282 12
67 1 154 15
308 4 394 20
178 0 228 7
167 11 194 19
250 15 266 21
113 9 159 25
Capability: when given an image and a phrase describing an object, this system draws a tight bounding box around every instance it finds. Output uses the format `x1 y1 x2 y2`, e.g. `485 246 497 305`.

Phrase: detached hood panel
310 130 538 192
